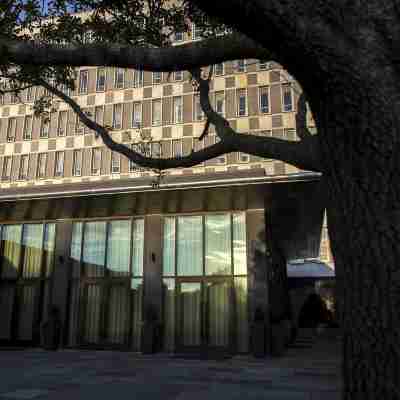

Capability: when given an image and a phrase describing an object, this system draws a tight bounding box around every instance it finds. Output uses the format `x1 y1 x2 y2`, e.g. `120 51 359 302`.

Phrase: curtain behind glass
82 222 106 278
83 284 102 343
22 224 44 278
162 218 175 276
132 220 144 276
17 285 36 340
177 216 202 276
234 277 249 352
71 222 83 278
107 220 131 277
68 281 82 346
205 215 231 276
233 213 247 275
43 224 56 277
180 282 201 346
131 279 143 351
1 225 22 279
0 285 15 339
107 286 129 344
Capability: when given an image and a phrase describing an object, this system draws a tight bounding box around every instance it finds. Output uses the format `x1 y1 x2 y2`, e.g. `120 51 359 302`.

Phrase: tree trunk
317 73 400 398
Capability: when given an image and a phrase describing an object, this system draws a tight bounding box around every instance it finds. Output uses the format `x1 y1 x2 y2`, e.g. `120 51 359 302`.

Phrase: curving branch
37 79 235 170
0 32 272 71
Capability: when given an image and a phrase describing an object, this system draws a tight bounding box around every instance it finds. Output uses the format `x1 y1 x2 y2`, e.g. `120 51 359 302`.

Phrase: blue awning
287 260 335 278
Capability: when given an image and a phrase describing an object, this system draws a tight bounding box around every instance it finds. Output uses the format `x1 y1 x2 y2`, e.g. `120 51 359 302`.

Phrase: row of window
2 86 294 142
1 129 295 182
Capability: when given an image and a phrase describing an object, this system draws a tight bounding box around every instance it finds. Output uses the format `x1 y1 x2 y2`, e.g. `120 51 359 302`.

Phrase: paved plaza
0 336 341 400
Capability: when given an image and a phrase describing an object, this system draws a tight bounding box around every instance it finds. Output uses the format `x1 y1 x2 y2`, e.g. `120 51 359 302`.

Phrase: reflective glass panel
163 218 175 276
107 220 131 276
132 219 144 276
1 225 22 279
22 224 43 278
82 222 106 277
233 213 247 275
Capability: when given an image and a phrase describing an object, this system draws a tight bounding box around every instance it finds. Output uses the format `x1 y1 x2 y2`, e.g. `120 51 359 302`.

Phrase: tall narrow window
237 89 247 116
191 24 201 40
79 69 89 94
114 68 125 89
112 103 123 129
215 91 225 116
96 68 106 91
238 151 250 163
129 144 139 172
236 60 246 73
54 151 65 177
72 149 83 176
151 142 161 158
152 99 162 126
95 106 104 125
40 117 49 138
91 148 101 175
153 72 162 85
259 86 270 113
2 156 12 180
132 103 142 128
282 84 293 112
19 155 29 180
7 118 16 142
37 153 47 178
174 31 183 42
133 69 144 87
75 114 84 135
57 111 68 136
23 115 33 140
193 94 204 121
26 86 35 102
173 139 182 157
173 96 183 124
214 63 224 76
111 152 120 174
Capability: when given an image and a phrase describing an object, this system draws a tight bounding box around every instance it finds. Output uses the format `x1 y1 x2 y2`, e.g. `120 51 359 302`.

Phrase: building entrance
176 278 233 353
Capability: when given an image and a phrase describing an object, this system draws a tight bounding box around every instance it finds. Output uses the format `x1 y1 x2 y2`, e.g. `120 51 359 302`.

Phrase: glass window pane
22 224 44 278
1 225 22 279
131 278 143 351
82 221 106 278
107 220 131 277
43 223 56 277
162 279 175 351
205 214 231 275
70 222 83 278
163 218 175 276
107 286 130 344
234 277 249 352
132 219 144 276
233 213 247 275
177 216 203 276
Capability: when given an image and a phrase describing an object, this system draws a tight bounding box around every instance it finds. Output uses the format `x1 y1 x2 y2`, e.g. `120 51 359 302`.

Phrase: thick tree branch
0 33 272 71
37 79 235 170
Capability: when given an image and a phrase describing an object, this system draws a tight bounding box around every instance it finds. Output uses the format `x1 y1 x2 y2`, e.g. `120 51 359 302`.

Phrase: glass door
176 278 233 353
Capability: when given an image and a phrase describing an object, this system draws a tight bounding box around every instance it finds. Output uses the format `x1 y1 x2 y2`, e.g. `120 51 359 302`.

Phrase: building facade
0 31 333 354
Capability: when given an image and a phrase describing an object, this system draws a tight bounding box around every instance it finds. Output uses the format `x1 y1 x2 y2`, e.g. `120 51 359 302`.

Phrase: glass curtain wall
0 223 56 343
162 213 248 353
68 219 144 350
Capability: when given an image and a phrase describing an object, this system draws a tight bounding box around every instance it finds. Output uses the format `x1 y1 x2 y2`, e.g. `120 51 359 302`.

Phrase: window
91 148 101 175
37 153 47 179
57 111 68 136
193 94 204 121
174 71 183 81
174 31 184 42
259 86 270 113
214 63 224 76
152 99 162 126
95 106 104 125
215 91 225 116
237 89 247 116
23 115 33 140
153 72 162 85
131 102 142 129
213 136 226 164
236 60 246 73
129 144 139 172
172 139 182 157
2 156 12 180
151 142 161 158
96 68 106 91
11 92 19 104
238 151 250 163
75 114 84 135
111 152 120 174
79 69 89 94
17 154 29 180
173 96 183 124
282 84 293 112
114 68 125 89
259 60 270 70
54 151 65 177
26 86 35 102
40 117 49 138
112 103 123 130
133 69 144 88
192 24 202 40
7 118 16 142
72 149 83 176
